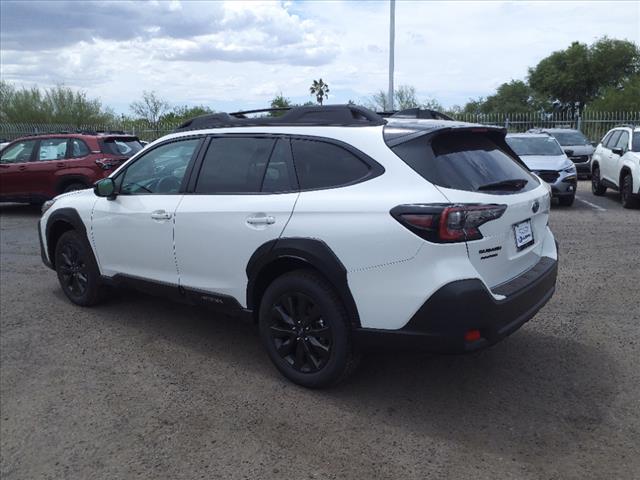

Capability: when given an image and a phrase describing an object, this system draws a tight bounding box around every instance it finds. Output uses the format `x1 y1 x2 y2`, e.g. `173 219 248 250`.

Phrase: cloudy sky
1 0 638 114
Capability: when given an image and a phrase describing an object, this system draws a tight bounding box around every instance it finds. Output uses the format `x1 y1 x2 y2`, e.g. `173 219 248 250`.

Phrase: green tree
368 85 443 112
161 105 213 124
269 93 292 116
588 75 640 111
309 79 329 105
130 91 171 130
528 37 640 114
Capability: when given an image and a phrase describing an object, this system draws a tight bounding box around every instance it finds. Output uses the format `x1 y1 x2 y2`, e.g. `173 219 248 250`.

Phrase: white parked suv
39 106 558 387
591 125 640 208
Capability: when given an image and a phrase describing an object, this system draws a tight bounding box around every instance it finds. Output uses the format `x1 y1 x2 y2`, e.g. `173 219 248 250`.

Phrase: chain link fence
1 111 638 144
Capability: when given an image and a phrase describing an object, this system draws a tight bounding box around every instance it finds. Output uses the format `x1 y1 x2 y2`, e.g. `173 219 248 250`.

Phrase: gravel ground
1 181 639 480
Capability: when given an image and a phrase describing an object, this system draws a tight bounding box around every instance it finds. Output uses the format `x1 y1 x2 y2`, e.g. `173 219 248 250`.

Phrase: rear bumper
354 256 558 353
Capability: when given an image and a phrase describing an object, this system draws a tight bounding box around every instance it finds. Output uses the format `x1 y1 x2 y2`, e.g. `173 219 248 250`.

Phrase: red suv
0 132 142 204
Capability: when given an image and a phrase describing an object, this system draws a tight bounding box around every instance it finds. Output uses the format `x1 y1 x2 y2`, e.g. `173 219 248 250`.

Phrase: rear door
392 130 551 289
174 136 299 306
30 137 70 196
0 139 38 197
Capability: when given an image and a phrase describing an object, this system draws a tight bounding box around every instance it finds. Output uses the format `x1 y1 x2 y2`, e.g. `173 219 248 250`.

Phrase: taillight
391 204 507 243
95 158 117 170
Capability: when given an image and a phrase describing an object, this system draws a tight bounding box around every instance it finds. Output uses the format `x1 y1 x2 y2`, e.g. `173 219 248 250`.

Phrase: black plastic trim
44 207 88 268
246 238 361 327
354 256 558 353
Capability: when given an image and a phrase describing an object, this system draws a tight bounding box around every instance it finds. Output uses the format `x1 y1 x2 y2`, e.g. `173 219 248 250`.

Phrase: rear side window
195 137 275 194
71 139 90 158
392 132 538 194
262 139 297 193
291 139 370 190
632 132 640 152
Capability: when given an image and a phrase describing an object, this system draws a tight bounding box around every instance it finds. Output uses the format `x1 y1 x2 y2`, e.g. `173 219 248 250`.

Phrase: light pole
388 0 395 112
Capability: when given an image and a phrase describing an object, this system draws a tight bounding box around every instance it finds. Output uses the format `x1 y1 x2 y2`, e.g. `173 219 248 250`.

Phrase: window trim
113 135 206 196
185 133 384 195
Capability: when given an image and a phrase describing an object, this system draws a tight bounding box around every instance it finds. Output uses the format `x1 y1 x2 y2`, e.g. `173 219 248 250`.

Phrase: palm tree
309 79 330 105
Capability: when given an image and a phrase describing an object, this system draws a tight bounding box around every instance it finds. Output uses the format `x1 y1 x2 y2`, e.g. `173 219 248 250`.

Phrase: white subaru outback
591 125 640 209
39 106 558 387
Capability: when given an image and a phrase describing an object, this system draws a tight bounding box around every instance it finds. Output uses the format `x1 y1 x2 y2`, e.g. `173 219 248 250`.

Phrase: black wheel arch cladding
45 208 88 268
246 238 361 328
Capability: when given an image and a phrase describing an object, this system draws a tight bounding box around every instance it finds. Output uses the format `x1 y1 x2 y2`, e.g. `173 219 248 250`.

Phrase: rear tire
258 270 360 388
591 166 606 196
54 230 106 306
558 195 575 207
621 174 639 209
62 182 87 193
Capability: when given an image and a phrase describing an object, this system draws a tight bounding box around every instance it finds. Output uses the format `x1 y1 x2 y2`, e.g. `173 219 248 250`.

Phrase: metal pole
388 0 395 111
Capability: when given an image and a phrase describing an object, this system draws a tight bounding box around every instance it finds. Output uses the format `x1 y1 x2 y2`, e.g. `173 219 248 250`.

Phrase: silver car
507 133 577 206
527 128 594 177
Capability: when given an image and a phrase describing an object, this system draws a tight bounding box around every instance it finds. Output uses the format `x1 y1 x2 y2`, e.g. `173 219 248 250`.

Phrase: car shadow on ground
75 287 620 467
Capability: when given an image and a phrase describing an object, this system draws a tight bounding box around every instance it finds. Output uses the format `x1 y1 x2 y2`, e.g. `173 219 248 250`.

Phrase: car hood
561 144 595 156
519 154 572 171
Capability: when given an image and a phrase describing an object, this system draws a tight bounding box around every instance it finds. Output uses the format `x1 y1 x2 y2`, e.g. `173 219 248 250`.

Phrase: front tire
592 166 606 196
621 174 639 209
54 230 106 306
558 195 575 207
258 270 359 388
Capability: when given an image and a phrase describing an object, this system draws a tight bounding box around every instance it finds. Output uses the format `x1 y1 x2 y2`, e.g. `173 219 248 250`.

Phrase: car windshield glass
549 131 588 146
632 132 640 152
102 138 143 156
506 136 564 156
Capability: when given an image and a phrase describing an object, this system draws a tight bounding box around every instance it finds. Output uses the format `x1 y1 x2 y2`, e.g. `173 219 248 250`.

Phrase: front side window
37 138 68 161
506 136 564 156
261 139 297 193
605 131 622 150
291 139 370 190
120 138 199 194
632 132 640 152
195 137 275 194
0 140 36 164
614 131 629 152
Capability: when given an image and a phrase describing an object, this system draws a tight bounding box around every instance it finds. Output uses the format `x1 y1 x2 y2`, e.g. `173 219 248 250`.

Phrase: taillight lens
391 204 507 243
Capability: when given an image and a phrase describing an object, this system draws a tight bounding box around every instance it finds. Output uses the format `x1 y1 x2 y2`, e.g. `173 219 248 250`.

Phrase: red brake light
393 204 506 243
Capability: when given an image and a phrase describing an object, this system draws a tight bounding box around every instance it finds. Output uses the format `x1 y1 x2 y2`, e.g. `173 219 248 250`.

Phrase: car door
601 130 621 183
29 137 70 197
174 136 299 306
0 139 38 197
610 130 630 186
91 137 203 284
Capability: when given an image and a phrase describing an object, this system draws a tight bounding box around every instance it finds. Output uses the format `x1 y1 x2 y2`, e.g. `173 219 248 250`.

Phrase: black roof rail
383 108 454 121
173 105 386 132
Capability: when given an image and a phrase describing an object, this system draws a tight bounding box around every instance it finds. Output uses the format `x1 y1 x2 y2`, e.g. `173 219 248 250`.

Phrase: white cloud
1 0 638 113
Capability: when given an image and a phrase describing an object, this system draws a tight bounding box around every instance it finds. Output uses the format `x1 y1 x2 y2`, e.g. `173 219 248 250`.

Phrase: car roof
9 132 138 142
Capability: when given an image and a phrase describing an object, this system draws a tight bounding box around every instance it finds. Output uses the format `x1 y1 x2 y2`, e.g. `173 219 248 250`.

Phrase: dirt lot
1 180 639 480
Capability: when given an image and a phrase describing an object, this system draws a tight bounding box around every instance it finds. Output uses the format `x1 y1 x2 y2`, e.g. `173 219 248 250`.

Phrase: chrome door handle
246 216 275 225
151 210 172 220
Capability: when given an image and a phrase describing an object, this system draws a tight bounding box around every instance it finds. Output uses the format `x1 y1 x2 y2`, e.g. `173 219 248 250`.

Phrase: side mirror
612 147 624 156
564 149 574 156
94 178 116 199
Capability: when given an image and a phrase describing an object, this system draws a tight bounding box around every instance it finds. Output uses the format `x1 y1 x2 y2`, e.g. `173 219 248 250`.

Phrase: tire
621 174 639 209
258 269 360 388
54 230 106 306
62 182 87 193
558 195 575 207
591 166 606 196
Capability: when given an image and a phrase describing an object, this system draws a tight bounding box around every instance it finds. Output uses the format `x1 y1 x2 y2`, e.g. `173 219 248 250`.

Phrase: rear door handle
57 162 66 168
151 210 172 220
246 216 275 225
18 166 27 171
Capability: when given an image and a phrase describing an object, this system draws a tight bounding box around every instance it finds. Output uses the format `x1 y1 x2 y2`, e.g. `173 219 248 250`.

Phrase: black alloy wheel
58 241 89 298
268 292 333 373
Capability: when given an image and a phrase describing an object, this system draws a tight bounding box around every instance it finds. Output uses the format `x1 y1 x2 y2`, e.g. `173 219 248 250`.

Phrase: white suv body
39 106 558 387
591 126 640 208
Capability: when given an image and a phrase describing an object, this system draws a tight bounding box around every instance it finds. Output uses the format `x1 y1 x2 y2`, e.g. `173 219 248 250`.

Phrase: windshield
632 132 640 152
506 136 564 156
548 131 589 146
102 138 143 157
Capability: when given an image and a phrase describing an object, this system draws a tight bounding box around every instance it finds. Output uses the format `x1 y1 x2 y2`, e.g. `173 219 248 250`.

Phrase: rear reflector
464 329 482 342
391 203 507 243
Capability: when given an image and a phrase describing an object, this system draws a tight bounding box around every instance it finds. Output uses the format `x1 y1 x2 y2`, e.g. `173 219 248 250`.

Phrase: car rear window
548 131 589 146
506 136 564 156
392 132 538 194
101 138 143 157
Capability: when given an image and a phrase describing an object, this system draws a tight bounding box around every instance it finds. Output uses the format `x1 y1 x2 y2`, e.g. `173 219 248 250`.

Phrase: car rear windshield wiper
477 178 529 191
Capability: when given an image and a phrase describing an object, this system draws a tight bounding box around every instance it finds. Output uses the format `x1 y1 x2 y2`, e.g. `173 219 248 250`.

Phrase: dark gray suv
528 128 594 178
